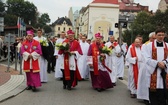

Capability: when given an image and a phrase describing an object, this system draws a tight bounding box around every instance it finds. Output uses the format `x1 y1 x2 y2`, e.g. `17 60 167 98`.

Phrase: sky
26 0 160 23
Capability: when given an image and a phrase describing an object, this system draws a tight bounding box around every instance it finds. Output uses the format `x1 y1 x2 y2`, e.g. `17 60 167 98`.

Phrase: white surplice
126 45 143 94
54 38 66 78
78 41 90 79
105 42 120 83
34 36 48 82
145 40 168 89
137 43 150 100
116 43 127 78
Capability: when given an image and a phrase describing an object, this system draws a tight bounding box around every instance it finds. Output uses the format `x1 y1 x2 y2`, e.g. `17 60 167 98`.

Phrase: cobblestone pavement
0 64 25 102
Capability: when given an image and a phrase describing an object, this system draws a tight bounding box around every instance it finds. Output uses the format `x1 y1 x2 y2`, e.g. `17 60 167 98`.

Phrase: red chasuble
60 39 83 81
130 44 139 89
22 40 40 73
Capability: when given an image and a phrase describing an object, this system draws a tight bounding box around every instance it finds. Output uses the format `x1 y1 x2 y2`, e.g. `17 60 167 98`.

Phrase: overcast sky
26 0 160 23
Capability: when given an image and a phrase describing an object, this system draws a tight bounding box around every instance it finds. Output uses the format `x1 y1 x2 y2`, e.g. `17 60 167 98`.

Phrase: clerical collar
156 41 163 47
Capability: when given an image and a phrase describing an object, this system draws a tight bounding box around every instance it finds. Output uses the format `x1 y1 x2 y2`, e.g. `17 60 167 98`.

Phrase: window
58 27 60 31
63 27 65 31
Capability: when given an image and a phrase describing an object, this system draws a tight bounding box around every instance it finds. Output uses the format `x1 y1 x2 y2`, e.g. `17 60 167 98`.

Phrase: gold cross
65 59 69 64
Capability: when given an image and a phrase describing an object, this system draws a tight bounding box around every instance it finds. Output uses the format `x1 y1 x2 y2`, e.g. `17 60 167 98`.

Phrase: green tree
34 23 43 29
151 9 168 33
5 0 37 26
38 13 50 25
123 11 154 45
43 25 52 33
4 14 17 26
0 0 4 14
122 29 132 46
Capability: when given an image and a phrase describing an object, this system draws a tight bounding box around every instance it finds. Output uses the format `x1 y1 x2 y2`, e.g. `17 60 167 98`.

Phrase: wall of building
88 3 119 41
54 23 72 36
158 0 168 12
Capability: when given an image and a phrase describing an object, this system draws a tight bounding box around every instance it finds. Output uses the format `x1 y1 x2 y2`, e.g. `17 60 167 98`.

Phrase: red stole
109 42 118 49
113 42 118 47
22 40 40 73
92 43 99 75
130 44 139 89
150 41 168 90
63 39 82 81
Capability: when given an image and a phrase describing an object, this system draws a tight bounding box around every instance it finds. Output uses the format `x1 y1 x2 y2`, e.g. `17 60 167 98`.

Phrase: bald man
126 38 143 98
105 36 120 86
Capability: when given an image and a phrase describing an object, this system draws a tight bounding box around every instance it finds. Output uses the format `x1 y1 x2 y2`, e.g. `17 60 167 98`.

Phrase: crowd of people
1 27 168 105
0 36 23 63
21 29 126 93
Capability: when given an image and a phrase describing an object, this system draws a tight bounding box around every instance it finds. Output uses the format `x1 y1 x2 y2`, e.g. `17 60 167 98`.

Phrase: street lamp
0 3 9 33
4 4 8 11
0 3 9 60
115 13 135 45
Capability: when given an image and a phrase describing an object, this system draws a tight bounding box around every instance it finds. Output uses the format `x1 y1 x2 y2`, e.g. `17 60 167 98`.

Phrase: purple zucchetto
27 30 34 35
95 33 102 38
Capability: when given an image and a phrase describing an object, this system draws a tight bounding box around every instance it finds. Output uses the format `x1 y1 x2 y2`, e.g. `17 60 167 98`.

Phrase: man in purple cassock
21 30 42 92
87 33 113 92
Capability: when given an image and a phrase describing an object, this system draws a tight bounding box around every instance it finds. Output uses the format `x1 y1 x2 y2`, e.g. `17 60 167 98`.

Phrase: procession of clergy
21 27 168 105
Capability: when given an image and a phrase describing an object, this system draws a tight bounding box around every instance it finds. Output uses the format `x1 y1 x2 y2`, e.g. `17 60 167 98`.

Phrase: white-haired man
137 32 156 104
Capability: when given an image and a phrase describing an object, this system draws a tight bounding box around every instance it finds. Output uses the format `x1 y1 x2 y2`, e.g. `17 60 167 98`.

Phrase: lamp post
0 3 8 59
118 14 129 45
0 3 8 33
117 13 135 45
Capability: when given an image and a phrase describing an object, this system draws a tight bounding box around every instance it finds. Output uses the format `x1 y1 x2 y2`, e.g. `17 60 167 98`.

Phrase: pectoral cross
65 59 69 64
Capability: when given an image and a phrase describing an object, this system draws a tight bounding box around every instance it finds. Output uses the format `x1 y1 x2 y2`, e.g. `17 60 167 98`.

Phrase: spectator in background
47 36 57 73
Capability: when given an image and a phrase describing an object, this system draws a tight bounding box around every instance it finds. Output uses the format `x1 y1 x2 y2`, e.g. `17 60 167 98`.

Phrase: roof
121 0 131 3
119 1 148 12
92 0 119 4
52 17 72 26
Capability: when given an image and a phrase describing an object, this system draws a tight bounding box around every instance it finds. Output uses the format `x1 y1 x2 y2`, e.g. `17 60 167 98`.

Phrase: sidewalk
0 62 25 102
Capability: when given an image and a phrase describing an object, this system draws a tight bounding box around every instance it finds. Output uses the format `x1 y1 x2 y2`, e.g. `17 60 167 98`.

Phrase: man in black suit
47 36 57 73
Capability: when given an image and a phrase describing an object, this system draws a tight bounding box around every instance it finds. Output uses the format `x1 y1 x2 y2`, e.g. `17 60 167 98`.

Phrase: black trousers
51 56 56 71
149 89 168 105
61 69 75 88
47 56 56 72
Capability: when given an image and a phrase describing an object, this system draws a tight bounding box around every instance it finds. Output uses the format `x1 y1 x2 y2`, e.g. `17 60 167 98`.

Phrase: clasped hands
64 50 75 55
100 53 106 57
157 61 166 70
28 54 33 59
89 64 93 69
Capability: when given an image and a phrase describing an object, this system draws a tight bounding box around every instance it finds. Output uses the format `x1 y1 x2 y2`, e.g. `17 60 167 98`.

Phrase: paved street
0 64 144 105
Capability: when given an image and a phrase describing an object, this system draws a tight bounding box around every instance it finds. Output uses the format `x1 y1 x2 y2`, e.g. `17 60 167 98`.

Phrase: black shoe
118 77 123 80
47 70 51 74
60 78 63 80
144 100 150 105
32 86 36 92
26 86 32 90
97 88 102 92
63 85 66 89
130 94 136 98
67 87 71 90
112 83 116 86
